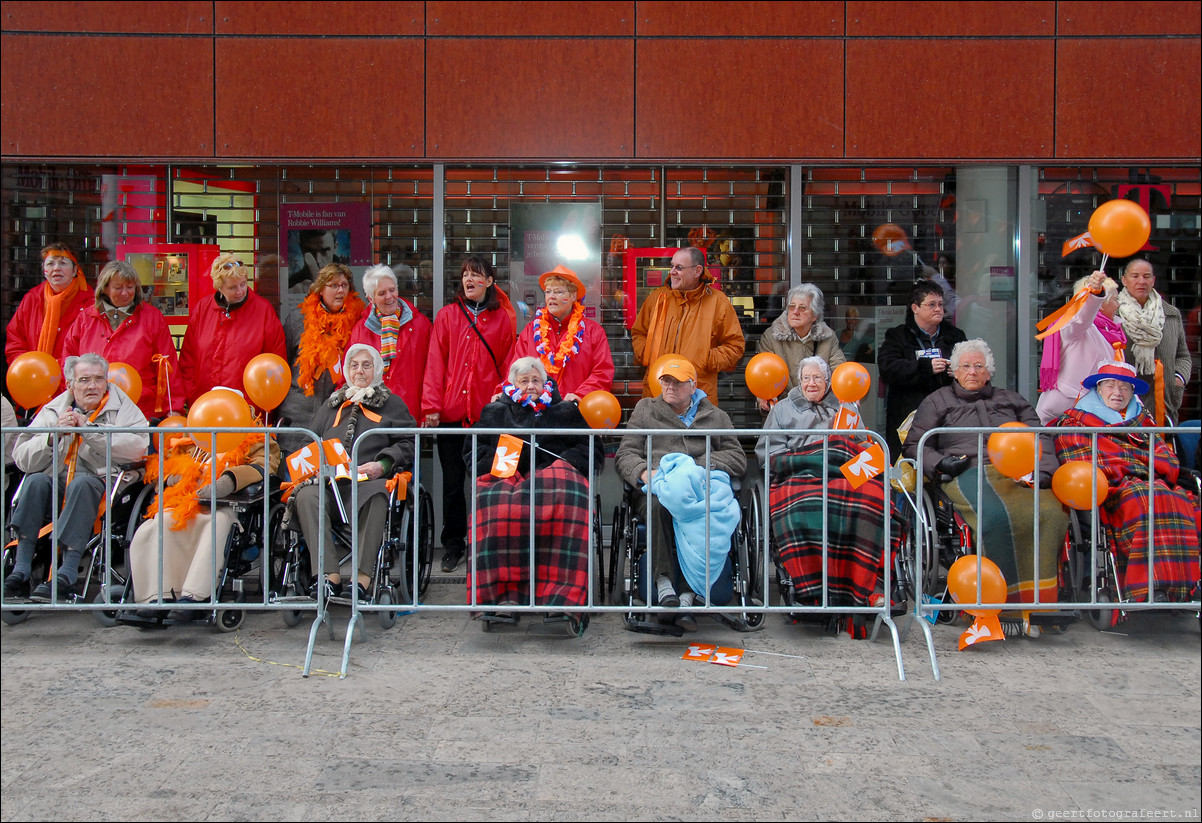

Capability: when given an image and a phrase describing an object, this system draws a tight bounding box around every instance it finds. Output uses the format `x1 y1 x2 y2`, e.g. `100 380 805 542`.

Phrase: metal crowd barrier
909 423 1201 681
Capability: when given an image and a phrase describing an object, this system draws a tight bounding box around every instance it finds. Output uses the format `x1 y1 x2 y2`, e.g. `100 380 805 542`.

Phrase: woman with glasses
277 263 366 458
62 260 184 420
179 253 287 408
878 280 968 460
420 256 517 573
754 283 845 412
755 356 887 635
499 264 613 403
348 264 432 419
905 339 1068 630
5 242 93 365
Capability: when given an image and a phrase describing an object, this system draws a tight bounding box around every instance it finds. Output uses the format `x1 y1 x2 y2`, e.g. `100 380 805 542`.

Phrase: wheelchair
114 475 285 632
608 481 763 638
3 464 151 627
272 475 434 629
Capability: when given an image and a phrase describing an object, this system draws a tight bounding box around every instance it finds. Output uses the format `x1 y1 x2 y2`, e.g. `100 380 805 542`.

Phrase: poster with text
280 203 372 317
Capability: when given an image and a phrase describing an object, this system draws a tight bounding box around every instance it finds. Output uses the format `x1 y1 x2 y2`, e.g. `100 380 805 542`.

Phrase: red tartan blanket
1054 408 1201 602
768 437 892 607
467 459 591 608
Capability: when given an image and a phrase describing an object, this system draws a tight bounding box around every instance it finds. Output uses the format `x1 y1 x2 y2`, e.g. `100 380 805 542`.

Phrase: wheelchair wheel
377 586 398 629
565 613 588 638
607 505 623 601
415 488 434 597
591 495 606 604
1 607 31 625
216 608 244 632
281 608 305 627
91 589 125 628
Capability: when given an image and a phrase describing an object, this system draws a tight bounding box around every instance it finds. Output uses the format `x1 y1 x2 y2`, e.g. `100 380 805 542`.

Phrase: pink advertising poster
281 203 372 313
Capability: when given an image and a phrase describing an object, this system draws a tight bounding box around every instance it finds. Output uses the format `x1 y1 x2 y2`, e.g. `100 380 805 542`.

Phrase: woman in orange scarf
277 263 366 459
5 243 92 363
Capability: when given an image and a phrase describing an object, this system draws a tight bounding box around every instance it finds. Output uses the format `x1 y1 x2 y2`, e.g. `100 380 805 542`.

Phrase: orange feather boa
295 291 365 397
143 431 260 531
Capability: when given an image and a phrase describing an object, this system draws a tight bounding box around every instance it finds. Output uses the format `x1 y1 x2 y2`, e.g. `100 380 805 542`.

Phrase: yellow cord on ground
233 631 342 678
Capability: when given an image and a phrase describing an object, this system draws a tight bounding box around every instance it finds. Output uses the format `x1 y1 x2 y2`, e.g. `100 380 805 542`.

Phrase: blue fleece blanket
648 452 740 598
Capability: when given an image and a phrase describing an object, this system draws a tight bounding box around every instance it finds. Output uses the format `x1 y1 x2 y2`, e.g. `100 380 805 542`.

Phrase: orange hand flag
1061 231 1094 257
832 403 861 430
958 612 1005 650
839 443 886 489
490 434 524 478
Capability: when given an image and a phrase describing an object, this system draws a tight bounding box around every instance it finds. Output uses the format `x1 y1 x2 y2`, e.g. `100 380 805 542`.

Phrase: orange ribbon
332 400 382 427
1035 289 1093 341
1154 361 1165 426
384 470 412 501
151 354 173 413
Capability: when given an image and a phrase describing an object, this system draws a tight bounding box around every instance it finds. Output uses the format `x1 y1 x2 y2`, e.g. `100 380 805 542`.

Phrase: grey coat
756 316 846 393
755 387 842 465
615 395 746 488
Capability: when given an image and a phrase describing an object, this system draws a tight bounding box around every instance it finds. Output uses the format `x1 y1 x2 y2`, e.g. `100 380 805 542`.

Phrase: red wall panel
637 1 842 36
1059 1 1202 36
215 38 425 158
0 0 212 33
427 39 634 158
428 1 634 36
215 1 424 35
0 34 213 156
846 1 1054 36
1056 38 1202 159
636 39 844 158
846 39 1055 158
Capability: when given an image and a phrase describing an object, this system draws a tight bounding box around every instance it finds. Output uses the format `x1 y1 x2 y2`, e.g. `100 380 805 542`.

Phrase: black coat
468 391 602 479
877 315 968 459
308 384 416 504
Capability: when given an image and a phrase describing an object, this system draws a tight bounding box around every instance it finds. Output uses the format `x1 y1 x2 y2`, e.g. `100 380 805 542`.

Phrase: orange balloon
158 414 188 428
872 224 910 257
646 354 678 397
107 362 143 403
744 352 789 401
1052 461 1110 510
6 351 62 409
188 389 253 453
242 353 291 411
831 362 871 404
986 422 1038 480
579 390 622 429
1088 199 1151 258
948 555 1008 614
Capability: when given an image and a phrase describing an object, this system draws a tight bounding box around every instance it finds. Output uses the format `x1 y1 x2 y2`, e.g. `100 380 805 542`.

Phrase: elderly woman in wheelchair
756 356 893 637
1052 360 1200 612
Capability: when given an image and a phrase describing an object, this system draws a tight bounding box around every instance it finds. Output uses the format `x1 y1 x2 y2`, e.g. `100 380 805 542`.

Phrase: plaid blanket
943 465 1067 606
467 458 591 607
1054 408 1200 602
768 437 890 607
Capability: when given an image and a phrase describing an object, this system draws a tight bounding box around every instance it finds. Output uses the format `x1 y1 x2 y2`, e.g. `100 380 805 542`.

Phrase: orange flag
490 434 524 478
839 443 886 489
958 613 1005 650
1061 231 1094 257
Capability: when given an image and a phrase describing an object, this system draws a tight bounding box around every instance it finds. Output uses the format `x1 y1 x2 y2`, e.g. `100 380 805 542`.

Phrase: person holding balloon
1035 270 1125 425
126 388 280 620
499 264 614 403
1052 360 1200 604
904 339 1067 616
420 256 517 574
276 262 366 458
466 357 602 615
292 344 416 603
5 243 93 366
755 357 888 629
60 260 183 420
178 253 287 408
349 263 432 420
754 284 845 412
1117 258 1191 424
4 353 149 602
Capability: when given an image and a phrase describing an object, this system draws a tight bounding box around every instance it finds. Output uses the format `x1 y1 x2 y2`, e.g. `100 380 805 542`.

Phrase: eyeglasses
325 281 350 291
73 375 107 385
919 301 944 310
544 288 574 298
669 264 699 272
956 363 988 372
220 260 245 270
799 375 826 383
787 305 811 314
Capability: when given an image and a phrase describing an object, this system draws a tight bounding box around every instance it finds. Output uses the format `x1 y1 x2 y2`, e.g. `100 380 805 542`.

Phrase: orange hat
539 264 586 300
656 356 697 384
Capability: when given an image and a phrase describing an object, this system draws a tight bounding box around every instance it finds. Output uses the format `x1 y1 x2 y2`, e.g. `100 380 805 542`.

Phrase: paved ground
2 573 1199 822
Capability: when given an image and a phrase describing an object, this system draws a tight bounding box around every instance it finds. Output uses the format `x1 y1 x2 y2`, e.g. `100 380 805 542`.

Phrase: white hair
796 355 831 384
362 264 398 300
949 339 996 378
64 352 109 381
508 356 547 385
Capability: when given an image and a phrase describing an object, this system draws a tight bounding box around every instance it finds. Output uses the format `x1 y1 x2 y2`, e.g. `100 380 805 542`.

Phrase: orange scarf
144 430 260 531
36 272 87 354
63 394 109 487
295 292 365 396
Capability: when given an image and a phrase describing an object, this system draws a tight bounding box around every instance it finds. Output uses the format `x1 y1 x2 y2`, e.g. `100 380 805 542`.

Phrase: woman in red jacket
62 260 183 419
178 253 287 408
5 242 92 366
421 256 516 572
347 264 432 419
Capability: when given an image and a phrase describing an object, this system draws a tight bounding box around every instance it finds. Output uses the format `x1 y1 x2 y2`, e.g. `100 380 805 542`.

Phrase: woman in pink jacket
62 260 183 419
1036 270 1127 424
420 256 516 573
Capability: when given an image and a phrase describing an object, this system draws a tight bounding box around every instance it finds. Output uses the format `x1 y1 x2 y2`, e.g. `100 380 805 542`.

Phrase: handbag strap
457 300 501 377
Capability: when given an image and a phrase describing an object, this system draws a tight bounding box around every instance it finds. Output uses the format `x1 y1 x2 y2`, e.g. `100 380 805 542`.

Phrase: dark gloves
197 474 236 500
936 454 971 478
1038 471 1054 489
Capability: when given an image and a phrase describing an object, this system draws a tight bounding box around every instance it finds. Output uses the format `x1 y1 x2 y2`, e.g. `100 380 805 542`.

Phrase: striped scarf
379 313 400 362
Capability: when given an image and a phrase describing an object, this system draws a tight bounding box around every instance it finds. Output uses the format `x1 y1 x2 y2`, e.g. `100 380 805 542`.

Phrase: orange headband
41 248 79 267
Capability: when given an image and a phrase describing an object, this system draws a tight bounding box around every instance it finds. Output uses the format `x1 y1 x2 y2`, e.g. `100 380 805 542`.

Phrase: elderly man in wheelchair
4 353 148 603
614 357 746 632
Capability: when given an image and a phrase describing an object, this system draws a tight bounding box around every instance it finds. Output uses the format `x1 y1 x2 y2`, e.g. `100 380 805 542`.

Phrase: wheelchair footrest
114 611 173 630
622 613 685 637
